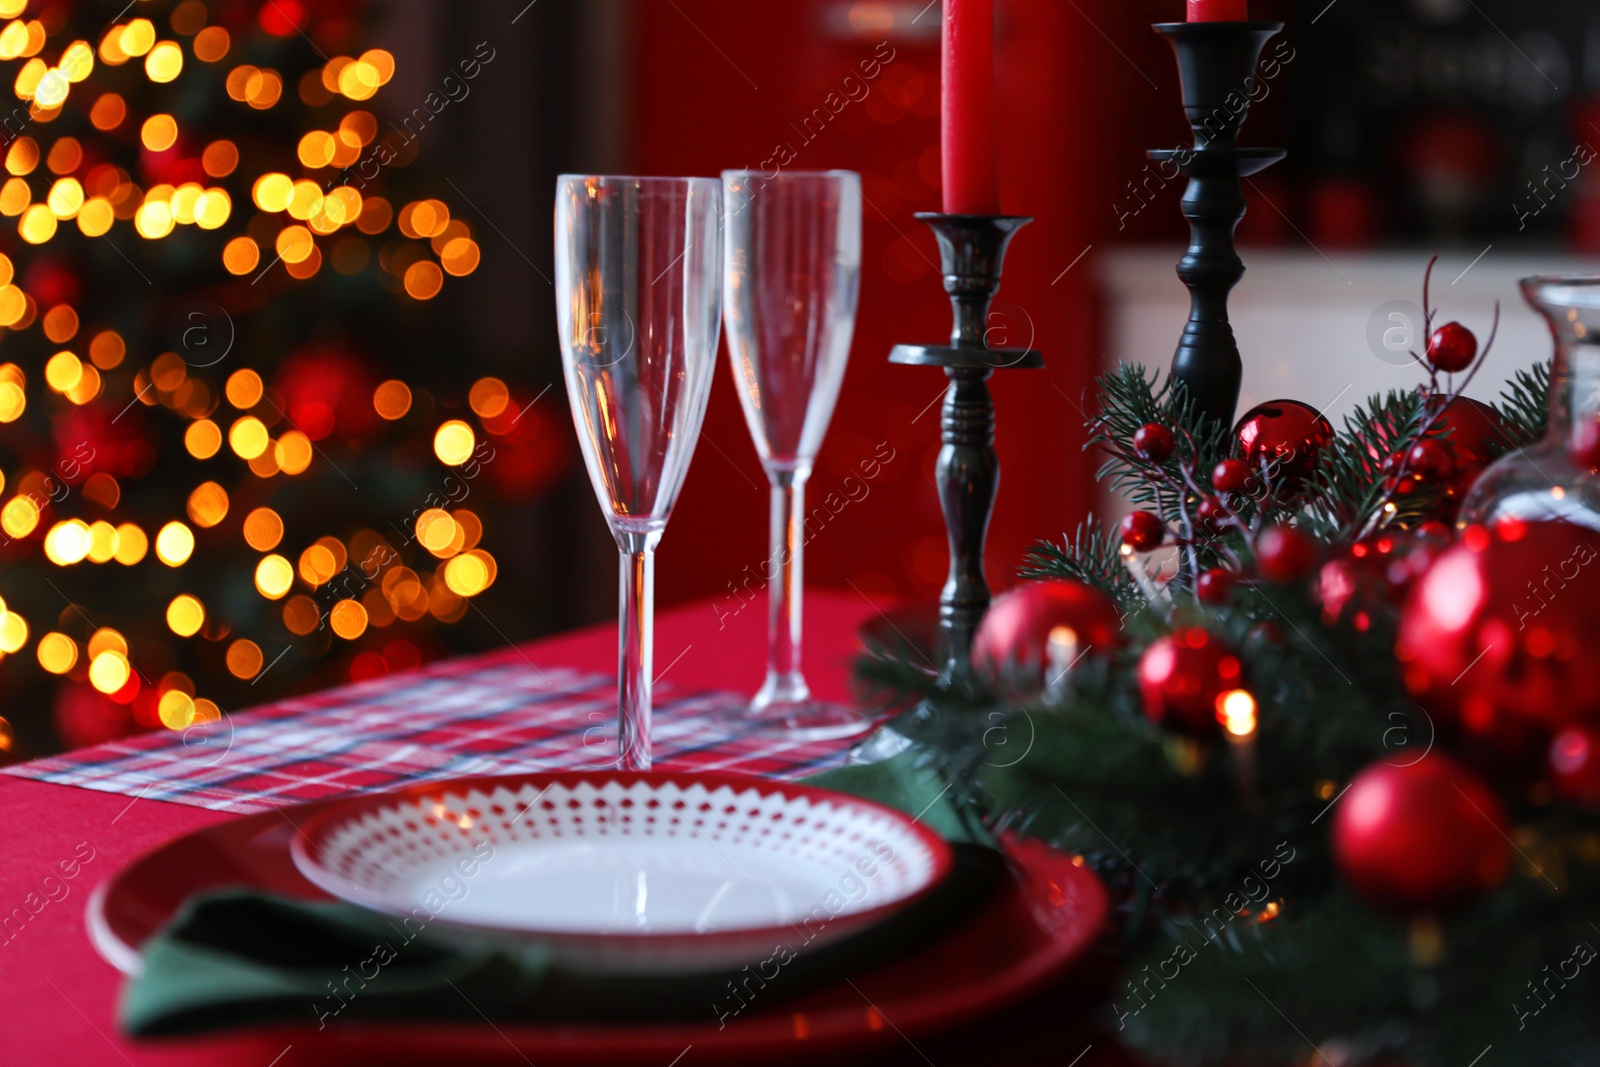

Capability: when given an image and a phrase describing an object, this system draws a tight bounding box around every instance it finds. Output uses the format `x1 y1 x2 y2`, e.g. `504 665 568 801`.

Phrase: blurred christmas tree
0 0 568 759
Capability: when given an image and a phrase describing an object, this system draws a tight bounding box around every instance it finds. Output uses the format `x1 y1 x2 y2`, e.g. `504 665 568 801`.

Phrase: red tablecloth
0 590 1124 1067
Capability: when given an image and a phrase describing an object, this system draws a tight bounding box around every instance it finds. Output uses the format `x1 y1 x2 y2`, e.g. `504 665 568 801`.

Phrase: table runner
1 650 860 814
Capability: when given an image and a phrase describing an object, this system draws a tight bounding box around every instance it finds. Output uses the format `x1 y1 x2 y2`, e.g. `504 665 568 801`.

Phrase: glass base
707 697 875 742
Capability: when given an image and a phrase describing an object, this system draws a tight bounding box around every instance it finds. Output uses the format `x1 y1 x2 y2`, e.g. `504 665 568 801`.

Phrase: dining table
0 589 1128 1067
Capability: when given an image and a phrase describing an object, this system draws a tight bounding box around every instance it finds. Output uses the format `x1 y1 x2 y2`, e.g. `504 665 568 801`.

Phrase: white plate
289 770 953 973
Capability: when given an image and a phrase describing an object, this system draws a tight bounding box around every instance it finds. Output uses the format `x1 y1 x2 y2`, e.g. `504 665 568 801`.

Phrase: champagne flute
718 169 869 739
554 175 722 770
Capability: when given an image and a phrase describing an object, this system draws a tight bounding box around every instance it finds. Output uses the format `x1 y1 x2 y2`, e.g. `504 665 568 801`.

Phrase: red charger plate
89 778 1107 1066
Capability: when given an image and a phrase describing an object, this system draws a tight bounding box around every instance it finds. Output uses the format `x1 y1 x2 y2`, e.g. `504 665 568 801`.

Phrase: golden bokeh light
243 507 283 551
254 553 294 599
444 552 491 597
1 495 38 539
140 113 177 151
151 352 186 391
88 650 131 693
275 430 313 475
228 416 269 459
19 203 57 243
43 519 91 564
60 40 93 82
134 198 173 239
145 40 183 82
46 137 82 174
298 543 337 586
283 595 319 635
194 188 231 229
373 379 411 420
440 237 481 277
186 481 228 527
155 520 195 566
76 196 113 236
157 689 195 729
252 172 292 212
222 235 259 275
37 632 77 674
276 224 313 263
87 520 118 562
0 380 25 422
120 19 156 58
166 594 204 637
225 368 263 409
46 177 83 219
329 598 368 639
193 25 229 63
87 628 128 660
43 349 83 392
114 522 148 564
0 609 26 653
0 179 29 217
404 260 443 300
89 91 125 130
469 378 509 418
433 420 475 466
244 67 282 108
201 139 237 178
297 130 335 169
415 508 457 555
41 304 77 342
226 639 263 679
184 418 222 459
5 136 36 175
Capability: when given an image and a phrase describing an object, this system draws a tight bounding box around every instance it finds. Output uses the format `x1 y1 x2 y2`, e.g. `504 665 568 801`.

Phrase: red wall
628 0 1146 611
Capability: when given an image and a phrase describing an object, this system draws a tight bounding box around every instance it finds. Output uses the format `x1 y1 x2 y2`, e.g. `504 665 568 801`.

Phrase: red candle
940 0 1001 215
1187 0 1248 20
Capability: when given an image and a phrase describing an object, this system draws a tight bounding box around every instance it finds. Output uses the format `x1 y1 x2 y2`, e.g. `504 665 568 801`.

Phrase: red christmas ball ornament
1256 524 1320 584
1233 400 1334 494
1550 725 1600 807
972 580 1123 689
1405 438 1456 483
1425 321 1478 373
1119 511 1165 552
1432 396 1507 504
1133 423 1176 463
1212 458 1253 495
1196 567 1235 605
1333 753 1509 911
1571 418 1600 470
1138 628 1242 735
1398 520 1600 744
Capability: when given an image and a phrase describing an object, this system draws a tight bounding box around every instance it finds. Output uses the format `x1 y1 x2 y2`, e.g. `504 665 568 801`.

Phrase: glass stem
755 468 810 710
616 530 660 771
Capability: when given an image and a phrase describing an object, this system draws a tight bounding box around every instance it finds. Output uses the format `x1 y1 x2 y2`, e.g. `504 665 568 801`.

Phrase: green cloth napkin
121 750 999 1037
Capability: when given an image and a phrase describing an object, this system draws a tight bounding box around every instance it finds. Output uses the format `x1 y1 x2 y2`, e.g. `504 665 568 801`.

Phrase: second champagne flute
718 169 869 739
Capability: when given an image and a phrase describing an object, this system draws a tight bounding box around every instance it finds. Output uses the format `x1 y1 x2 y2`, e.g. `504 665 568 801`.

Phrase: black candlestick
1149 21 1285 427
890 213 1042 683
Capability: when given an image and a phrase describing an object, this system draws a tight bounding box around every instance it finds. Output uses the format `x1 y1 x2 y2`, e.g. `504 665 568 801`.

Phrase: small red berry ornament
1194 496 1230 534
1119 511 1165 552
1212 458 1253 495
1550 725 1600 807
1233 400 1334 494
1256 524 1319 584
1333 753 1510 912
1432 396 1507 507
1138 628 1242 735
1196 567 1235 605
1133 423 1176 463
972 581 1123 690
1425 321 1477 373
1398 520 1600 743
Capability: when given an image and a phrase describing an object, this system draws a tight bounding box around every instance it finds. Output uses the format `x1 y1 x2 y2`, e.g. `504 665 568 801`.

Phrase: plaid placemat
1 649 863 814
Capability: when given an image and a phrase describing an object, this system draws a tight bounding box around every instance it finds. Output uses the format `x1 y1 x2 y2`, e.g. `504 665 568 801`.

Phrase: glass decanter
1459 276 1600 532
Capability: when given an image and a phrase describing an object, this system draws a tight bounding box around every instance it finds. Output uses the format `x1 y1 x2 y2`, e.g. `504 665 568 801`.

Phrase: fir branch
1489 360 1551 451
1298 388 1439 545
1019 516 1142 610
